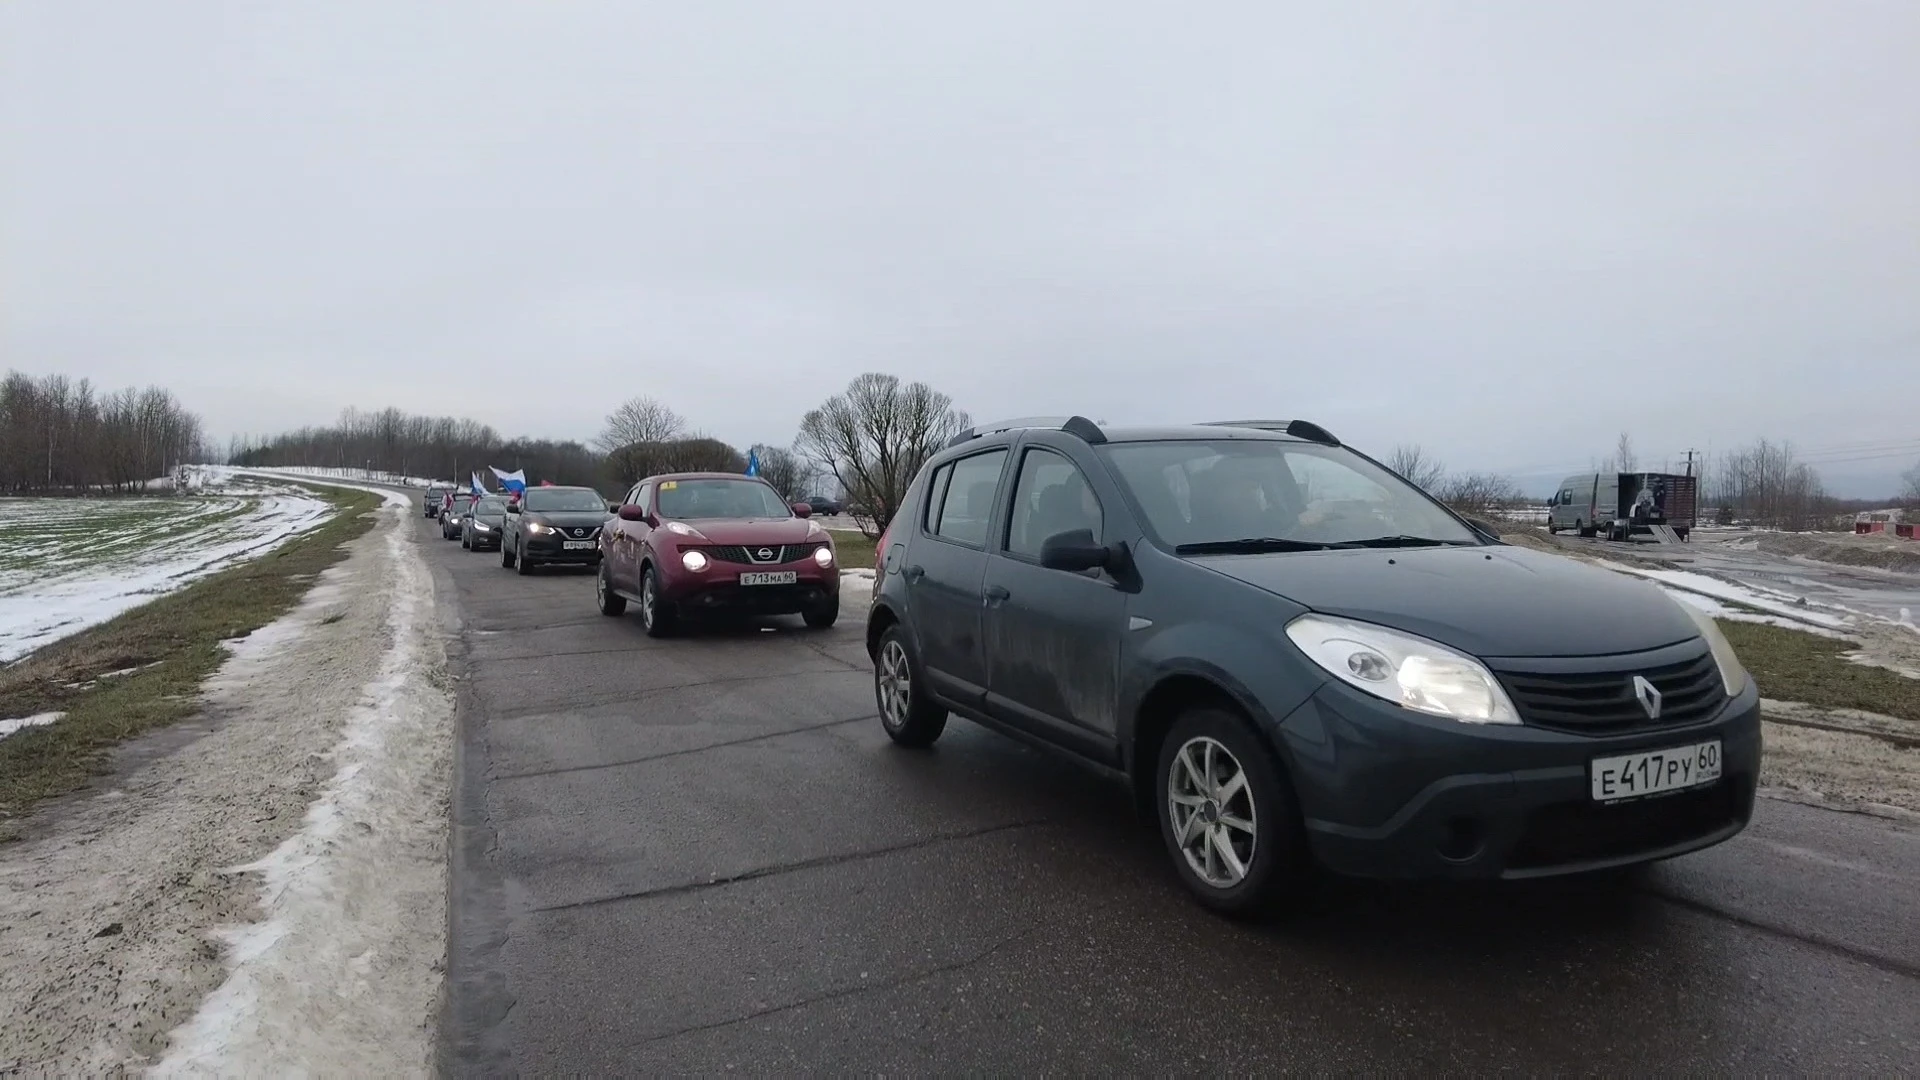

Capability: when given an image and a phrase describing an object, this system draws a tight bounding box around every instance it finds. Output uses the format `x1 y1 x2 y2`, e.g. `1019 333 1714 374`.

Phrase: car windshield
656 478 791 520
474 497 507 515
1100 439 1479 551
451 495 473 509
520 488 607 513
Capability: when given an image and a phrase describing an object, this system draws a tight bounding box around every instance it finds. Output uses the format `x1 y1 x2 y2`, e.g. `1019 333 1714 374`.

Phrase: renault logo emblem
1632 675 1663 720
758 547 774 561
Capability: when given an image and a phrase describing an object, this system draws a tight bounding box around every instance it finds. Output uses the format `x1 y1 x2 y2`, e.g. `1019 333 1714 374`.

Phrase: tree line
0 371 210 495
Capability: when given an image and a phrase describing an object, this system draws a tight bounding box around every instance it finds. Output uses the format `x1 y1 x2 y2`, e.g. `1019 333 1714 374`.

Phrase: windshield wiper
1175 537 1357 554
1344 534 1477 548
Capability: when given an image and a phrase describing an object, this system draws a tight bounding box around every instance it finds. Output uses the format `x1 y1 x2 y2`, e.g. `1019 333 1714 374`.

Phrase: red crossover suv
596 472 840 636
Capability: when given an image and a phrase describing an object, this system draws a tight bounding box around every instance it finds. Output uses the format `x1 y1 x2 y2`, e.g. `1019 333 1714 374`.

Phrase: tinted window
1100 440 1476 549
1005 449 1102 557
656 478 790 519
474 497 508 514
932 451 1007 546
521 488 608 512
922 463 954 532
451 494 474 511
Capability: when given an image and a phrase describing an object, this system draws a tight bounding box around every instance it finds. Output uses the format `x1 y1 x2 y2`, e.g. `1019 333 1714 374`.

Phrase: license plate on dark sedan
740 571 797 586
1590 740 1721 803
563 540 594 550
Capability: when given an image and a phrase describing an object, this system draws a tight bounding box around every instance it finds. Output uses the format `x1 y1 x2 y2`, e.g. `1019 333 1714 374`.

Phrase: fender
1119 618 1325 772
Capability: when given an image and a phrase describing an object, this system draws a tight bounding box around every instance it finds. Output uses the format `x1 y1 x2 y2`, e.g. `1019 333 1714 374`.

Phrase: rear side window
930 450 1008 547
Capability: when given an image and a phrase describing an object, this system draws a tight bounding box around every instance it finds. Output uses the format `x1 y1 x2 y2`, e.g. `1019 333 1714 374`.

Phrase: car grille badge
1632 675 1663 720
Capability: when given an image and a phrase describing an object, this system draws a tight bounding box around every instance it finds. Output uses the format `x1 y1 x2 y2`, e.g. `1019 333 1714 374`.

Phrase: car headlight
1285 614 1521 725
1675 598 1749 697
682 549 710 572
527 522 554 535
812 545 834 568
472 521 492 531
666 521 699 537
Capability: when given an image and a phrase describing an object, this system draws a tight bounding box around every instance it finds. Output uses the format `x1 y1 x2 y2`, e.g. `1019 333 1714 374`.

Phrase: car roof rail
944 414 1107 449
1198 419 1340 446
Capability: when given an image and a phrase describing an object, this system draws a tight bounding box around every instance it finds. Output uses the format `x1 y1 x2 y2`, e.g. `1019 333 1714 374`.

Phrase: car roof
642 472 775 483
946 424 1306 453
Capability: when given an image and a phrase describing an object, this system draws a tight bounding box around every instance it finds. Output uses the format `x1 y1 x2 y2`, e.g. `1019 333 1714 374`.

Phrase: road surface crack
531 817 1052 915
493 714 871 781
1645 888 1920 980
638 923 1049 1047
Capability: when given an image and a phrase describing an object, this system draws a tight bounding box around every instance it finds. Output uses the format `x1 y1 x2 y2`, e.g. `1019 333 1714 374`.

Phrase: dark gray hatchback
865 417 1760 914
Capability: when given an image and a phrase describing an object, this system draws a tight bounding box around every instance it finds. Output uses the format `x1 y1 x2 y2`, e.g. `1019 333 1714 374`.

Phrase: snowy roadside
0 485 453 1074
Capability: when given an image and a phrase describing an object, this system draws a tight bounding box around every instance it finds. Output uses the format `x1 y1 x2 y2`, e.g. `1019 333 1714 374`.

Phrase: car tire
596 562 627 617
803 597 839 629
516 544 536 575
873 625 947 747
501 538 516 569
638 566 675 638
1155 707 1307 918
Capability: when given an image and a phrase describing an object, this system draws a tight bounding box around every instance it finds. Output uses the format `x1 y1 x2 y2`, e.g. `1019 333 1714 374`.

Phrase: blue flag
745 448 760 477
470 472 487 497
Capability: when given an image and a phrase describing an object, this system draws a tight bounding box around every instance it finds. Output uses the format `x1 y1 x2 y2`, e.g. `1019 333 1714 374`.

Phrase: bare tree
750 443 806 501
1705 438 1831 530
1384 444 1446 492
1615 431 1638 473
1902 459 1920 506
1437 472 1522 517
796 373 970 537
596 396 684 452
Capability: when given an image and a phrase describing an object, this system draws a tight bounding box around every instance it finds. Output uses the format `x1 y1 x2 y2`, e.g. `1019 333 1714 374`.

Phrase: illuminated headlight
681 549 710 572
472 521 492 532
1285 614 1521 725
1675 598 1750 697
666 521 698 537
812 545 834 568
527 522 555 535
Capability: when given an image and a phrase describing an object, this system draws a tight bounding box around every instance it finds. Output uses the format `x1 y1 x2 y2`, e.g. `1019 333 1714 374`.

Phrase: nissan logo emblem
757 547 774 561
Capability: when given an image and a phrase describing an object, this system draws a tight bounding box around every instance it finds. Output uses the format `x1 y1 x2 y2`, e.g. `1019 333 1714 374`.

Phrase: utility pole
1683 449 1696 477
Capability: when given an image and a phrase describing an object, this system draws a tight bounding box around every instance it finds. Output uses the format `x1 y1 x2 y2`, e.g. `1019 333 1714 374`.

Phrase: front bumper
1280 679 1762 880
657 555 839 615
520 531 602 563
467 527 501 549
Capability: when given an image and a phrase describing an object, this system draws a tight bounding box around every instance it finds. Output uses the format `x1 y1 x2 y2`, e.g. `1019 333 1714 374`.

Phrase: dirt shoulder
0 497 451 1074
1752 530 1920 575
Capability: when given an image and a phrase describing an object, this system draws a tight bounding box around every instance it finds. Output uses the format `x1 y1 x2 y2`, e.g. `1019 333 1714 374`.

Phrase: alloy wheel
1167 736 1259 889
876 639 911 728
641 573 656 630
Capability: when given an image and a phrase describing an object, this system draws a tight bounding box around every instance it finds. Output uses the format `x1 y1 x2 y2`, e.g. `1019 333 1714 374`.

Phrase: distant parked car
866 416 1757 915
596 473 839 636
439 494 475 539
462 495 510 551
805 495 843 516
500 486 610 574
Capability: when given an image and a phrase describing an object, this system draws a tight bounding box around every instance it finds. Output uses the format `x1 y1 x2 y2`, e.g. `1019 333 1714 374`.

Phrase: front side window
521 488 609 513
655 478 790 520
1100 440 1478 551
1005 449 1103 558
932 450 1008 547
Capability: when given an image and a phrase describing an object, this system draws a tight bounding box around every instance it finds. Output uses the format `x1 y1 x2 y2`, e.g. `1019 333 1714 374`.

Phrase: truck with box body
1547 471 1696 541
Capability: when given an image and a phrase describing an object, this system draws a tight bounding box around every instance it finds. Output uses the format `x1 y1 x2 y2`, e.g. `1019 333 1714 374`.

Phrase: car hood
1193 544 1698 659
525 511 610 530
669 517 818 545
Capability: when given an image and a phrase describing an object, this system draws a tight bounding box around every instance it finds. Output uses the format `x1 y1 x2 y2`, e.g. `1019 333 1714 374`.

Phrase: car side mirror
791 502 813 518
607 502 620 514
505 502 521 514
617 504 648 522
1039 529 1113 573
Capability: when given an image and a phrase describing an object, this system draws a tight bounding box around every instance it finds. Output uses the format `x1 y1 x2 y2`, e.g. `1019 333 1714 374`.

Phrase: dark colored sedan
462 495 510 551
500 486 609 574
806 495 843 516
866 416 1758 915
439 494 475 539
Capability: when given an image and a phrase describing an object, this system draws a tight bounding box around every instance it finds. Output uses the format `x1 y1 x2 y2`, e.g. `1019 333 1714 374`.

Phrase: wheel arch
1126 669 1270 822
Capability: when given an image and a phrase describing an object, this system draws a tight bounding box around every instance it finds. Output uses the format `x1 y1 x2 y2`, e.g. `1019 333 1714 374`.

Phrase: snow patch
1660 588 1853 639
1597 560 1855 632
0 711 64 740
154 503 448 1074
839 567 876 608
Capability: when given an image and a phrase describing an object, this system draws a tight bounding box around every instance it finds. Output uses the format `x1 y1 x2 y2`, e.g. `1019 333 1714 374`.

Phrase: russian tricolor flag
489 467 527 496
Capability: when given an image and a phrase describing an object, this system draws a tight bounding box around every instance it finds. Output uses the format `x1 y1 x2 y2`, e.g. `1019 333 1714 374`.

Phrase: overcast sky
3 1 1915 493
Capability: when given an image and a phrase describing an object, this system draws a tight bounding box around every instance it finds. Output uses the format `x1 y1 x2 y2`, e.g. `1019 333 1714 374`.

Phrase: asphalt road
425 517 1920 1074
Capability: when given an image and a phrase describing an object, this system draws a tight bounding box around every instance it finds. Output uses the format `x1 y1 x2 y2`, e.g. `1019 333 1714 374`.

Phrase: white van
1548 472 1695 541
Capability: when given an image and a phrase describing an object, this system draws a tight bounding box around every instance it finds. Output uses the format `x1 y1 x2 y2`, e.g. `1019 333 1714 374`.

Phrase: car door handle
984 584 1010 605
904 564 925 582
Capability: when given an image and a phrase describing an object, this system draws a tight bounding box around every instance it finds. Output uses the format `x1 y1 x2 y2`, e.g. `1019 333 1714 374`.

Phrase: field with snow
0 475 337 664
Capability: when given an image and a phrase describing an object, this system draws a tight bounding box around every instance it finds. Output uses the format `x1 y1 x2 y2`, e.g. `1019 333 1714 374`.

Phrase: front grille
700 543 817 564
556 525 600 540
1494 645 1725 735
1507 778 1749 870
